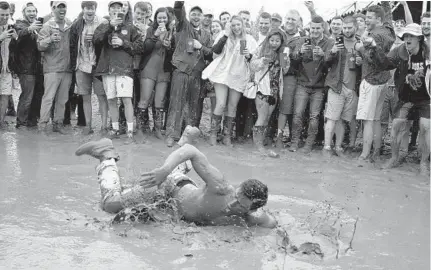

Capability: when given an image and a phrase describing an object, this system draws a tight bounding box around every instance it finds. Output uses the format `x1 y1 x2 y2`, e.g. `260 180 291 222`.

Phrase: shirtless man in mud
75 126 277 228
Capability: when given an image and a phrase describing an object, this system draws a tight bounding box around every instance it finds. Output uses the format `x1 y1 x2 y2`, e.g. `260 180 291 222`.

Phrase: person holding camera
289 15 333 154
323 16 363 158
0 1 17 128
93 1 144 143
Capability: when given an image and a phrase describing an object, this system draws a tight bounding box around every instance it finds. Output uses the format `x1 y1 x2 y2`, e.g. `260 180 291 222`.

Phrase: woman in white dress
203 15 257 146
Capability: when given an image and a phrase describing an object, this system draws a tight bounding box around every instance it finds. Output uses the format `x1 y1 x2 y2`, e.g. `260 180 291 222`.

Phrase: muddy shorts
325 86 358 122
75 70 105 96
102 75 133 100
0 72 12 95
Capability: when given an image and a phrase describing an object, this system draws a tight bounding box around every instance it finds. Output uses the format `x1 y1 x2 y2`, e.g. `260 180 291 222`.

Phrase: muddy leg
419 118 430 176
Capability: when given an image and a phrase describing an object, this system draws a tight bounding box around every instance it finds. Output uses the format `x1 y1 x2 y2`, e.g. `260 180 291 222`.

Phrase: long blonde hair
227 15 247 41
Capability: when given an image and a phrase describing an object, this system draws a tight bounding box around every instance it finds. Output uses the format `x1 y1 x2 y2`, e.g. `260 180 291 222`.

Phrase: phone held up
336 35 344 46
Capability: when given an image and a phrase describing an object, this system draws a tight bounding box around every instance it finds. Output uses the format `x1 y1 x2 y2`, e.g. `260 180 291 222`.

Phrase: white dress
202 33 257 93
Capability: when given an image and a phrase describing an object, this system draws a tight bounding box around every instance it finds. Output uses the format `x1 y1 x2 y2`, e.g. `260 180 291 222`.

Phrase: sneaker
75 138 119 161
108 129 120 139
125 131 135 144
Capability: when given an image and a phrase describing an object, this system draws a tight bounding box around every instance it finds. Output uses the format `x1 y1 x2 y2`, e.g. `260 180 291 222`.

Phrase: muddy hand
139 167 169 188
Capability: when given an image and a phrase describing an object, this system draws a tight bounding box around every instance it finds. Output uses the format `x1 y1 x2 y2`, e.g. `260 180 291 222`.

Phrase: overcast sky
11 0 371 23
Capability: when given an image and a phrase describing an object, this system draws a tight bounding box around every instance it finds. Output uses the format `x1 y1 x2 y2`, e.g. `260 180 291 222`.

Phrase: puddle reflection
2 132 21 181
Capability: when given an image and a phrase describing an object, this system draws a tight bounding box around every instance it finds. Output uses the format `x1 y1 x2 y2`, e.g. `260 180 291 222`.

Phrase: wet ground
0 93 429 270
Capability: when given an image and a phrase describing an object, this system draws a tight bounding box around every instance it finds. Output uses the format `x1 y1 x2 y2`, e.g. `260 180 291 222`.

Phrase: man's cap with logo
190 6 203 14
52 1 67 8
272 13 282 22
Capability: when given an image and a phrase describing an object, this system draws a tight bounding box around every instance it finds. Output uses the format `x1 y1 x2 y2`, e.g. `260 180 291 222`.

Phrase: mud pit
0 93 430 270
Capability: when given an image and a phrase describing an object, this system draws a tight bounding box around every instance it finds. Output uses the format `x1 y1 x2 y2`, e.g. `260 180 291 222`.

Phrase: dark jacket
324 35 362 94
291 35 334 89
383 42 430 102
93 21 144 78
171 1 212 75
139 26 175 73
8 20 41 75
360 23 395 85
284 33 302 76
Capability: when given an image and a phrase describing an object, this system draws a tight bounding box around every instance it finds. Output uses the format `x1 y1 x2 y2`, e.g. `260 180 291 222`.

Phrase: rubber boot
154 108 164 140
75 138 120 161
210 114 222 146
222 116 234 147
253 126 279 158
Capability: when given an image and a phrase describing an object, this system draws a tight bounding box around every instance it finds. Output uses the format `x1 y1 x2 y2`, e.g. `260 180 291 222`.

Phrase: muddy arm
140 145 230 194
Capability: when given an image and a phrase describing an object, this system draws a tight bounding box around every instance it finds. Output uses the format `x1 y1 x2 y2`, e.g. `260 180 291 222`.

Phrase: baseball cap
271 13 282 22
52 1 67 8
204 8 214 17
108 1 123 8
398 23 423 39
190 6 203 14
22 2 36 12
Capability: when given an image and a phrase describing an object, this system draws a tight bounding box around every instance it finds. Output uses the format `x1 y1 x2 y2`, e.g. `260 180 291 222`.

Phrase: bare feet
178 126 200 147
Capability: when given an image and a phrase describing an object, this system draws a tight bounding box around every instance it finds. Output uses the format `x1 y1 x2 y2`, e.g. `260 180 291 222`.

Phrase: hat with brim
271 13 282 22
190 6 203 14
52 1 67 8
108 1 123 8
398 23 423 39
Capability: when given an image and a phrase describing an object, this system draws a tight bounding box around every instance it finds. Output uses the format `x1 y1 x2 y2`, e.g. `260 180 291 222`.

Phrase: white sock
112 122 119 130
127 122 134 132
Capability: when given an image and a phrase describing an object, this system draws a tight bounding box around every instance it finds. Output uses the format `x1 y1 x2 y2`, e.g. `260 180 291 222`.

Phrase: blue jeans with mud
17 74 36 125
292 85 325 145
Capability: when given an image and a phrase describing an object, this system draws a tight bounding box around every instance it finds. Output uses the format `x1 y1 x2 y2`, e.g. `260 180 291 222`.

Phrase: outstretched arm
400 1 414 24
140 144 230 194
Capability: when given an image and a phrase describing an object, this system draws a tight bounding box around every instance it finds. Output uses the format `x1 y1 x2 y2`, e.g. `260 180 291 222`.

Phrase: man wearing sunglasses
75 126 277 228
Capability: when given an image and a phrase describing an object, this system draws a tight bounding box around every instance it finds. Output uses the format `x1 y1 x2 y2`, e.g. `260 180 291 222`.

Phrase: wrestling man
75 126 277 228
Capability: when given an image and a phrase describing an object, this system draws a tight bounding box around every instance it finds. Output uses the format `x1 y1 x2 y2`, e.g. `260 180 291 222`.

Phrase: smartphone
37 17 44 24
7 24 13 31
304 37 311 46
336 35 344 45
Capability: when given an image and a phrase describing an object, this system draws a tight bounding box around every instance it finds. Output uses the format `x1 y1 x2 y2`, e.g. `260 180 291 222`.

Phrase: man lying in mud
75 126 277 228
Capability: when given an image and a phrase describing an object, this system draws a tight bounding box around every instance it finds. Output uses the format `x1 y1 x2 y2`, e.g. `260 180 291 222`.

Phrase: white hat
398 23 423 39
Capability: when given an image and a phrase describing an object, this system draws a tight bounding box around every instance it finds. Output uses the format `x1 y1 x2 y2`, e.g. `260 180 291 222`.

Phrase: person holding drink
289 15 333 154
70 1 108 136
137 7 175 140
250 29 290 158
93 1 144 143
323 16 363 158
202 15 257 147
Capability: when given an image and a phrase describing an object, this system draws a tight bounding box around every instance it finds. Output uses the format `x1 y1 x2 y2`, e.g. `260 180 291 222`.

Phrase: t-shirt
402 47 430 103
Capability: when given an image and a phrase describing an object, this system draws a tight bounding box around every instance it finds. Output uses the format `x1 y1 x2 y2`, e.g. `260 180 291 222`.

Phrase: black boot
210 114 222 146
154 108 164 140
222 116 234 147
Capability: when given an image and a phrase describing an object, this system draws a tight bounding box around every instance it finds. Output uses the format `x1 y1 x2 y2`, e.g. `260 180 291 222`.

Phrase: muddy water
0 127 429 270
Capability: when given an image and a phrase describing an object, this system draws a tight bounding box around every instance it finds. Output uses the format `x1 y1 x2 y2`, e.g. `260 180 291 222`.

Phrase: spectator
165 2 212 147
137 7 174 140
290 15 333 154
93 1 144 142
421 12 430 45
329 15 342 39
353 13 366 37
257 12 271 45
276 9 303 149
202 15 257 147
323 16 362 157
6 1 15 117
238 10 250 25
9 2 42 129
250 29 289 157
381 23 430 175
70 1 108 135
219 11 230 27
355 5 395 163
271 13 282 29
37 1 72 134
202 9 213 32
0 1 17 128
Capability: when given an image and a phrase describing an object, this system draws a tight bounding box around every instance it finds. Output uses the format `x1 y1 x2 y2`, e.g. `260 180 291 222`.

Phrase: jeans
40 72 72 124
292 85 325 144
17 74 36 125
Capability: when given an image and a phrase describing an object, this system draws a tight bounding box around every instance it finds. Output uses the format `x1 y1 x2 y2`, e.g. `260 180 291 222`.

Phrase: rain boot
210 114 222 146
153 108 164 140
75 138 120 161
222 116 234 147
253 126 279 158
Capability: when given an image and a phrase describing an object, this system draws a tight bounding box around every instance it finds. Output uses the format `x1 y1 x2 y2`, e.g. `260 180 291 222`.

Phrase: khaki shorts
102 75 133 100
75 70 105 96
356 80 387 121
0 72 12 95
325 86 358 122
